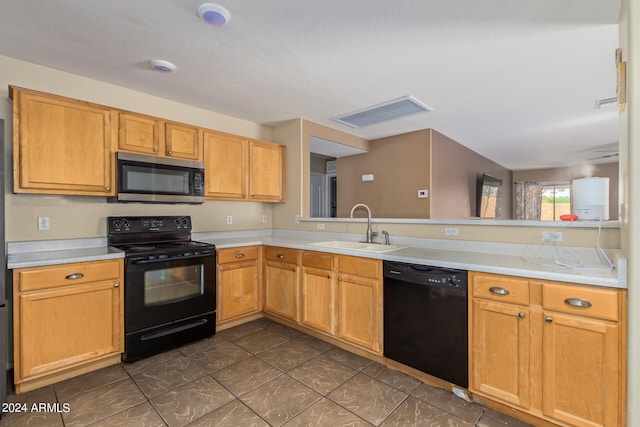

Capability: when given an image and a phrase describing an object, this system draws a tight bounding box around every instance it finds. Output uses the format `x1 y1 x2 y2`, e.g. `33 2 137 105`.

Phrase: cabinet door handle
564 297 592 308
65 273 84 280
489 286 510 296
277 254 284 259
235 253 245 258
327 274 331 279
105 186 111 191
338 277 342 281
545 316 553 323
153 148 159 152
219 267 224 272
113 283 120 288
167 150 173 155
518 312 525 319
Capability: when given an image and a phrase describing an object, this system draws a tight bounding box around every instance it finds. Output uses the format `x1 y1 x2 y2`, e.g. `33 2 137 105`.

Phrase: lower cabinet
216 246 261 323
261 248 382 355
541 283 623 427
301 251 336 335
336 255 382 353
471 274 531 408
470 272 626 427
13 259 124 393
264 247 300 321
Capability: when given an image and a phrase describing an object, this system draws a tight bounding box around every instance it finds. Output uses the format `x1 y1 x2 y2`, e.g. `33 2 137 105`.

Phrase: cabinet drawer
265 246 298 264
542 283 619 321
338 256 380 279
16 259 122 292
472 273 530 306
302 251 334 270
218 246 259 264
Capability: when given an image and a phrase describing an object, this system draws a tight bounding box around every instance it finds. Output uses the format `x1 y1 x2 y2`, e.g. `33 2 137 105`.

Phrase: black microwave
109 152 205 204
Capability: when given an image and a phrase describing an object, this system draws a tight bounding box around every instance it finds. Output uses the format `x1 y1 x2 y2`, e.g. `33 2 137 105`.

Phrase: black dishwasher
383 261 468 388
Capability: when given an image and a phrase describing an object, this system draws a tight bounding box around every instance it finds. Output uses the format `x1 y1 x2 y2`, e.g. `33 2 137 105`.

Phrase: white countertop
6 230 626 288
195 230 625 289
7 237 124 269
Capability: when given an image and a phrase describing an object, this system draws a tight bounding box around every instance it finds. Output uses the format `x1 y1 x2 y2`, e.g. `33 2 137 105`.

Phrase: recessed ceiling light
149 59 176 72
198 3 230 26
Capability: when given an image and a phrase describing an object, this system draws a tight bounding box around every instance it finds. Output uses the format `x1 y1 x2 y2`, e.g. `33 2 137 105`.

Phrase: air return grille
333 96 433 128
595 97 618 108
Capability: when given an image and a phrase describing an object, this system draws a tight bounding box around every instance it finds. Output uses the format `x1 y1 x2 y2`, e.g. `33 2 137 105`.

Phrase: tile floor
0 318 532 426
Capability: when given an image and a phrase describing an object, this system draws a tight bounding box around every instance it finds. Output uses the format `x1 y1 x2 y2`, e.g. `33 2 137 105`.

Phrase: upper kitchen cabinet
118 111 202 161
203 130 247 200
10 86 116 196
203 130 286 202
249 139 285 202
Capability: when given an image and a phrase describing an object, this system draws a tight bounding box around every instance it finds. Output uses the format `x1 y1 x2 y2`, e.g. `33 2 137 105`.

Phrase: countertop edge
6 234 624 289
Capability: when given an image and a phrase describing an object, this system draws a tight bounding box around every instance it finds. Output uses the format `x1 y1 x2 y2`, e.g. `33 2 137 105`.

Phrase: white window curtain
515 181 543 220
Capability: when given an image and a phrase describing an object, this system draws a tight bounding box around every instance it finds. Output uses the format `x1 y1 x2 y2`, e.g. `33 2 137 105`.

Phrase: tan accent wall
298 119 369 218
336 130 431 218
513 162 619 220
431 130 513 219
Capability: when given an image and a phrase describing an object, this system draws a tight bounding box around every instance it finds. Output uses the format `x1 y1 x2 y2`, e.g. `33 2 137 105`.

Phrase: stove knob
182 218 188 226
113 219 121 230
122 219 131 230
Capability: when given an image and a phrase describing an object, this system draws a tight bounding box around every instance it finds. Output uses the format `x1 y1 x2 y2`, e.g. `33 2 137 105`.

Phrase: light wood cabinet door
264 261 299 321
471 300 530 408
13 259 124 393
217 247 261 323
248 140 285 202
336 256 381 353
119 113 202 161
165 122 202 161
301 266 335 334
17 281 122 380
337 273 381 353
11 87 115 196
542 311 620 427
118 111 162 155
203 131 248 200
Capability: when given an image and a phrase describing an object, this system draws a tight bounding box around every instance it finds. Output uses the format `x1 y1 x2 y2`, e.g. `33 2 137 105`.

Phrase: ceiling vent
333 96 433 128
594 97 618 108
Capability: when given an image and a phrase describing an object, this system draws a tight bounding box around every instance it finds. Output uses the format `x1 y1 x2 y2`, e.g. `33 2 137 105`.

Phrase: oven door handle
129 252 215 264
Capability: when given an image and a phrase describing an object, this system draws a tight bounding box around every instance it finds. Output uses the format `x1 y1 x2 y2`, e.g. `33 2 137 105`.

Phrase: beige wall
431 130 513 219
0 55 275 241
513 162 619 220
337 130 431 218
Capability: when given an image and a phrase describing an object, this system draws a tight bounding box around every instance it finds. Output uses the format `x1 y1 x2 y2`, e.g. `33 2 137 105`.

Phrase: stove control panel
108 216 192 233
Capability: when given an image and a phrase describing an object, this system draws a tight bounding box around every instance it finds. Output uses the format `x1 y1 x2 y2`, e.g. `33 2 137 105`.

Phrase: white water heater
571 177 610 220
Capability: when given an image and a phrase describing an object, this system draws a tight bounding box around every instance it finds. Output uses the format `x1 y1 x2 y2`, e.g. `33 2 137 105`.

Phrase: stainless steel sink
308 240 407 253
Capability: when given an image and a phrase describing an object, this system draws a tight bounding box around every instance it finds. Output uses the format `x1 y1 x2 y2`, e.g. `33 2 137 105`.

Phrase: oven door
125 253 216 333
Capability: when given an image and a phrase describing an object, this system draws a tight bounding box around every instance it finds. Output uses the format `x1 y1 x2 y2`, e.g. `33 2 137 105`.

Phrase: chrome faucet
349 203 377 243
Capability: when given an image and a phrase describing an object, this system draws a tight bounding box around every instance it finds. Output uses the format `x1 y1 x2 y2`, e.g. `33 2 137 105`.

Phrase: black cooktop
107 216 215 258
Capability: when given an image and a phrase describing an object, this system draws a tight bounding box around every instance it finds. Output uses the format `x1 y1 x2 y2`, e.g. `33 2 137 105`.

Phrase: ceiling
0 0 622 170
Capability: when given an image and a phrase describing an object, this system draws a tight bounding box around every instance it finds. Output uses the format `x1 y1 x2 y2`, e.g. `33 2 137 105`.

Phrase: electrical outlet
316 223 325 230
261 214 268 224
418 189 428 198
542 231 563 242
444 227 459 236
226 215 233 225
37 216 50 231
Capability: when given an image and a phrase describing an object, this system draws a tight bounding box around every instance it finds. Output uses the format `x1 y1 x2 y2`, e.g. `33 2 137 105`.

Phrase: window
541 183 571 221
